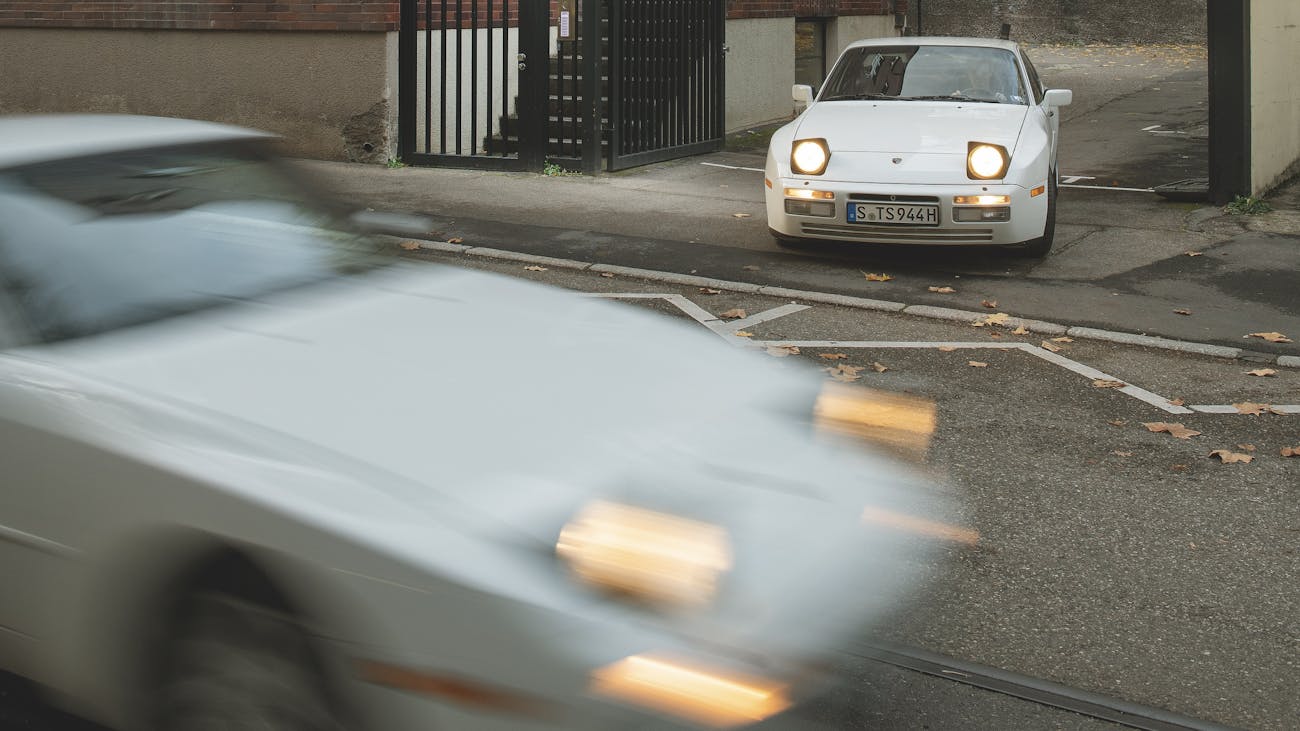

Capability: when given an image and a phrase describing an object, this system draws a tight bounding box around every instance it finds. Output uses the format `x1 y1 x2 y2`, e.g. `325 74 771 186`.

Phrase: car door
1021 51 1061 161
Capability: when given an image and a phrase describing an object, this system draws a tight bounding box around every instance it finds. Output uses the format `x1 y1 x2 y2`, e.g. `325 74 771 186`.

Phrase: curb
407 238 1297 368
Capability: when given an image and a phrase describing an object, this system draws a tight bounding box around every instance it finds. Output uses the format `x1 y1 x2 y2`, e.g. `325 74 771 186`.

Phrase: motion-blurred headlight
813 382 937 461
967 142 1010 180
557 501 732 607
791 139 831 175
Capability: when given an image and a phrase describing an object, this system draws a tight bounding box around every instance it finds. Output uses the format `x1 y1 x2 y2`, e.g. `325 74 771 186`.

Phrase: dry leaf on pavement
523 265 548 272
1233 402 1271 415
1169 398 1185 406
1092 380 1127 389
399 240 421 251
1245 368 1277 377
1174 309 1193 316
1012 325 1031 335
981 299 999 309
871 362 889 373
1171 464 1189 472
734 331 755 338
448 237 464 244
699 288 722 295
938 346 957 352
1041 341 1063 353
719 308 747 319
1052 337 1075 343
599 272 616 278
1248 332 1293 343
1185 251 1203 257
864 272 894 282
1209 450 1254 464
989 331 1004 339
825 364 865 382
1108 419 1128 427
766 346 801 358
1282 446 1300 458
1237 444 1257 452
929 286 957 294
968 361 989 368
1143 422 1202 439
820 353 849 360
732 212 752 218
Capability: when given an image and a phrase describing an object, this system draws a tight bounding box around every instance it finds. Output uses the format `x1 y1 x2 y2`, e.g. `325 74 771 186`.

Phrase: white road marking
1061 184 1156 193
1060 175 1097 184
586 293 1296 415
700 161 766 173
1141 125 1163 132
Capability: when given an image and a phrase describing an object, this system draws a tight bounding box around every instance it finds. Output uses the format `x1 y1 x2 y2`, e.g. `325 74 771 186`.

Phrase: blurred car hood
796 101 1027 154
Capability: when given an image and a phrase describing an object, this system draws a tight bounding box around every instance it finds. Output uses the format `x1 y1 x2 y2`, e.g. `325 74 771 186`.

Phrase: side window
1021 52 1046 103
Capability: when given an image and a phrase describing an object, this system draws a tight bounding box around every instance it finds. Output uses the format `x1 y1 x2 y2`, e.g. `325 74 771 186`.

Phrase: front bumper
765 178 1048 246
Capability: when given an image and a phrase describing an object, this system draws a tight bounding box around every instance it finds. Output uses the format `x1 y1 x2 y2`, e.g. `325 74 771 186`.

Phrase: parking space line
721 304 811 333
1060 184 1155 193
699 161 765 173
1190 405 1300 415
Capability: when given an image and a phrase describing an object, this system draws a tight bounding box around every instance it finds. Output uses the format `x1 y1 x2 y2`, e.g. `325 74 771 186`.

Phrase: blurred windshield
0 141 388 342
820 45 1028 105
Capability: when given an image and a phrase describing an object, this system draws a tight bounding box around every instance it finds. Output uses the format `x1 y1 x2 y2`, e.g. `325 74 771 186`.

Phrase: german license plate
848 202 940 226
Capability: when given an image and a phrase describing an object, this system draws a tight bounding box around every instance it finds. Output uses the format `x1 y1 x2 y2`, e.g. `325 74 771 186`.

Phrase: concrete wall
915 0 1206 44
0 28 398 162
1249 0 1300 194
726 14 898 131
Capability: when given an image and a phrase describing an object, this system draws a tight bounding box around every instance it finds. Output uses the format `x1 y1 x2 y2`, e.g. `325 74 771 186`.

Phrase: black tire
1018 169 1057 258
154 590 347 731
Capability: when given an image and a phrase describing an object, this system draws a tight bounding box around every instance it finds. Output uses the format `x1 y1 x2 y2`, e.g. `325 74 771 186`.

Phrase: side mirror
1043 88 1073 107
792 84 815 105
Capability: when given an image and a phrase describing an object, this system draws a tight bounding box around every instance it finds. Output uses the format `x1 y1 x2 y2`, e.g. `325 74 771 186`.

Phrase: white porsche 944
0 115 966 731
765 37 1072 256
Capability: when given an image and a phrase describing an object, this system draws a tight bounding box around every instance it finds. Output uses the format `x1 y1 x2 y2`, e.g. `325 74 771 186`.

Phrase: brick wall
728 0 903 20
0 1 400 31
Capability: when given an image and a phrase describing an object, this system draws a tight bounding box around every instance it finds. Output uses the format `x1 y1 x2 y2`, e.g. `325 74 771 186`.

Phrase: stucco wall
726 17 798 131
915 0 1206 44
0 28 399 162
828 14 897 57
1249 0 1300 194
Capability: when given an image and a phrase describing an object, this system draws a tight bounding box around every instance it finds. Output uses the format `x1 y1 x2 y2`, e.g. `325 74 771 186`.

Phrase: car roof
0 114 276 170
844 36 1022 53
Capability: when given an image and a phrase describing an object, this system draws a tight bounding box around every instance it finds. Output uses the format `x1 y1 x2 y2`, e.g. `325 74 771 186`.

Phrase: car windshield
820 45 1028 105
0 141 388 342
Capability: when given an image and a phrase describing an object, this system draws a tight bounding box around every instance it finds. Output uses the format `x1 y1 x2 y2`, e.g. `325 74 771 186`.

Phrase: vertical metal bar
580 0 601 172
440 0 448 153
713 0 724 140
608 0 622 166
471 0 479 155
487 0 494 155
399 0 416 161
502 0 509 157
424 0 432 153
455 0 463 154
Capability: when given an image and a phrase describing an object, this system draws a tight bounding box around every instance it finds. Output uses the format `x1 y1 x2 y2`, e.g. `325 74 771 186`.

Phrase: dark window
795 20 827 90
1021 51 1046 103
821 45 1029 105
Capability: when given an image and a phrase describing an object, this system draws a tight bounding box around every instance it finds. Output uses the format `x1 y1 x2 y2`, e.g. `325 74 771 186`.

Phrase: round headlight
967 143 1008 179
791 139 830 175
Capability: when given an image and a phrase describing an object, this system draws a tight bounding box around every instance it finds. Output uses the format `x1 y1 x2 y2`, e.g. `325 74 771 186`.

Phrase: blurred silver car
0 115 964 730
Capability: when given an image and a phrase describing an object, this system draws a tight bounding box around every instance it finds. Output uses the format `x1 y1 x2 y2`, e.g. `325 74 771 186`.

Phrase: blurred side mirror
1044 88 1073 107
350 210 434 236
792 84 815 105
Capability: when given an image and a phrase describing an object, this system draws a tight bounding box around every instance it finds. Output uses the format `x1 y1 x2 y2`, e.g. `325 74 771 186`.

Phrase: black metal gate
398 0 725 173
398 0 550 170
607 0 726 171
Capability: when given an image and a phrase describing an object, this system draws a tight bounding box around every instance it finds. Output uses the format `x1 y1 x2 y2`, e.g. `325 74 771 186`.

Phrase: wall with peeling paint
1249 0 1300 194
0 28 398 162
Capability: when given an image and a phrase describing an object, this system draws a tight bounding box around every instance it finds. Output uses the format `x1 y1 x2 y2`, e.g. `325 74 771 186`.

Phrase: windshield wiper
820 93 897 102
899 94 1003 103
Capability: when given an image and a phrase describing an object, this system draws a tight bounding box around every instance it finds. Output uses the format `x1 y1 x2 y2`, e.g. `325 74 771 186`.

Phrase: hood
796 100 1027 154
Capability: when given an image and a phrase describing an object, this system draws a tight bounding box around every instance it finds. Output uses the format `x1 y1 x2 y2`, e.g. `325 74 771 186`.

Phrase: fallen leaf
1237 443 1257 452
1092 380 1127 389
1248 332 1293 343
1041 341 1063 353
1245 368 1277 377
929 286 957 294
731 212 752 218
742 265 761 271
1012 325 1031 335
1209 449 1254 464
699 288 722 295
1112 451 1133 457
766 345 801 357
523 265 548 272
734 331 755 338
938 346 957 352
1174 309 1193 316
720 308 748 319
1185 251 1203 257
1143 422 1202 439
981 299 999 309
1282 446 1300 458
871 361 889 373
1052 337 1075 343
1169 398 1186 406
825 364 865 382
989 331 1004 339
599 272 616 278
448 237 464 244
968 361 989 368
1233 402 1271 415
399 240 421 251
1171 464 1189 472
1108 419 1128 427
864 272 894 282
820 353 849 360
